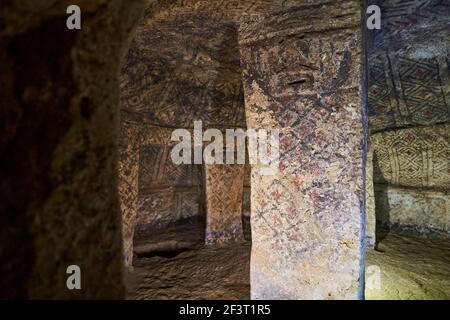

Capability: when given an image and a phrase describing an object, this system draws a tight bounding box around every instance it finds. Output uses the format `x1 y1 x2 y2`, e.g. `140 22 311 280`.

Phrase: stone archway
118 0 367 299
0 0 368 300
239 0 366 299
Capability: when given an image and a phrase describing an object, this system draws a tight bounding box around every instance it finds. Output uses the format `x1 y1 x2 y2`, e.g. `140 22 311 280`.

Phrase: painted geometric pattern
120 4 247 129
240 1 365 299
365 144 376 248
205 164 244 244
242 187 251 217
399 57 449 124
368 53 450 131
118 119 141 267
372 124 449 188
240 2 364 251
122 0 369 130
139 144 202 189
136 144 203 229
378 0 440 18
136 189 201 229
368 55 396 130
370 0 449 51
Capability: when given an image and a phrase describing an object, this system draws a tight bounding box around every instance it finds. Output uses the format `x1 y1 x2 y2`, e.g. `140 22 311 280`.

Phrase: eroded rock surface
0 0 147 299
127 229 450 300
366 233 450 300
240 0 365 299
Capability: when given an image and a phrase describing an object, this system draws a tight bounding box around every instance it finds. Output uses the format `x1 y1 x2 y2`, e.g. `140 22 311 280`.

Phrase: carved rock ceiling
120 0 337 129
121 0 449 132
368 0 450 132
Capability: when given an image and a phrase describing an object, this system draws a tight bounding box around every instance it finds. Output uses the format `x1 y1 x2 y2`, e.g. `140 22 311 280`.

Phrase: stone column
366 142 376 248
0 0 147 299
118 118 140 269
204 164 245 244
239 1 365 299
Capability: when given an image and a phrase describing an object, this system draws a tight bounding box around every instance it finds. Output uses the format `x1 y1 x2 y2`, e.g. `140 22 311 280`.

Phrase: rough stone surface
375 184 450 239
127 241 251 300
239 0 365 299
205 164 245 244
366 143 376 248
128 222 248 300
368 51 450 132
118 0 254 265
368 0 449 56
372 124 449 188
127 227 450 300
367 0 450 247
0 0 148 298
119 119 141 269
118 0 310 267
4 0 448 301
367 0 449 131
137 144 203 230
366 232 450 300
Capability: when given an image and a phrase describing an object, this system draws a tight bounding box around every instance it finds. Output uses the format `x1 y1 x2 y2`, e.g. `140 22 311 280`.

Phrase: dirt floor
126 226 450 300
365 232 450 300
126 223 250 300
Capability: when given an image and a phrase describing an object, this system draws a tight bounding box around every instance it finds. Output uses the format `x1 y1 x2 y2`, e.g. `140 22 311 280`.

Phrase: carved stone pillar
239 1 365 299
118 119 140 269
366 142 376 248
204 164 245 244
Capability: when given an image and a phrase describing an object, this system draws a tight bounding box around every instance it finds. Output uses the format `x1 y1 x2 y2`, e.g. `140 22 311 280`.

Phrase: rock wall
118 0 248 262
205 164 245 244
372 125 449 189
119 119 141 269
367 0 450 240
242 164 252 239
137 144 203 231
0 0 148 299
371 125 450 238
375 185 449 239
119 0 313 262
366 144 376 248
